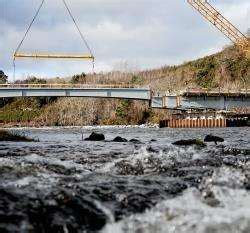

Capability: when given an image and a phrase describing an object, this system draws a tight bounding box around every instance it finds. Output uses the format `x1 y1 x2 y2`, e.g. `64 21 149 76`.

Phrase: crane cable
62 0 95 72
13 0 95 80
13 0 45 81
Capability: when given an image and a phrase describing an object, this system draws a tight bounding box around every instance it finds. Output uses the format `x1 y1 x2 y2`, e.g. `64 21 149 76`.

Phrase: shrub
131 75 143 85
0 70 8 84
71 72 86 84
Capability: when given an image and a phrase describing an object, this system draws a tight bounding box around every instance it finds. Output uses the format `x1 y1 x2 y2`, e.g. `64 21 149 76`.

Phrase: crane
13 0 249 81
187 0 249 54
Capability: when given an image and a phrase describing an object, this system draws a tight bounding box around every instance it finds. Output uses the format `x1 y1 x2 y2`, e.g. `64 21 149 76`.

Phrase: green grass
0 98 41 123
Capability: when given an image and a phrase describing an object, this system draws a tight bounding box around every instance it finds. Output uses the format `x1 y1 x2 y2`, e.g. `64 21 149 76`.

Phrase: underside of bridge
0 86 249 111
151 95 250 110
0 87 151 101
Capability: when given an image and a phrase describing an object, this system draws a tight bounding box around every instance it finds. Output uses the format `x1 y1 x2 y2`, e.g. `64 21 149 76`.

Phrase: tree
71 72 86 84
131 75 143 85
0 70 8 84
15 76 47 84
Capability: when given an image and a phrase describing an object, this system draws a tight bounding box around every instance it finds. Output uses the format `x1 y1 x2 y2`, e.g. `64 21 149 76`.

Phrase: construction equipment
187 0 249 53
14 53 94 60
13 0 249 81
13 0 94 79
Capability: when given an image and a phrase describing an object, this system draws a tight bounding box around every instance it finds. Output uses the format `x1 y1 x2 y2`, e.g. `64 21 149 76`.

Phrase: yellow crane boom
187 0 249 51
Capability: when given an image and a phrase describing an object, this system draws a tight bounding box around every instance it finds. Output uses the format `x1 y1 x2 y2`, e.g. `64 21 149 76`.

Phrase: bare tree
0 70 8 84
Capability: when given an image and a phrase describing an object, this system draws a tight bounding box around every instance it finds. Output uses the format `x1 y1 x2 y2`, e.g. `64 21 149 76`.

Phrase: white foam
94 200 115 224
4 176 35 188
3 124 159 131
97 145 152 173
102 166 250 233
23 154 91 173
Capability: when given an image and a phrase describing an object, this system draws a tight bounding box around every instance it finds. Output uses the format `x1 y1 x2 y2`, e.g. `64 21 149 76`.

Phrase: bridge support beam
151 95 250 110
0 88 151 100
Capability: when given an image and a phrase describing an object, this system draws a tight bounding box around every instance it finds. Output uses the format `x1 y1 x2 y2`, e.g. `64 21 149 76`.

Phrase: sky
0 0 249 80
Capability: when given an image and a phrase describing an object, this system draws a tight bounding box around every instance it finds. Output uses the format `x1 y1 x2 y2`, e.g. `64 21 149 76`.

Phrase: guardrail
184 88 250 95
0 84 150 89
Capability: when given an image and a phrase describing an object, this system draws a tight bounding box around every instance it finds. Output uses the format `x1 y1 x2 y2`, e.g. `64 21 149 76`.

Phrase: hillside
0 44 249 127
75 43 249 91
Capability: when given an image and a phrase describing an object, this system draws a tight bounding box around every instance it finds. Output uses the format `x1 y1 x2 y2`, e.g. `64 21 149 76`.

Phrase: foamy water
0 126 249 232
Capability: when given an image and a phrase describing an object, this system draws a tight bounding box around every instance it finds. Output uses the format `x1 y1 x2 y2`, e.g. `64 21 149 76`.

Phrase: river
0 126 249 232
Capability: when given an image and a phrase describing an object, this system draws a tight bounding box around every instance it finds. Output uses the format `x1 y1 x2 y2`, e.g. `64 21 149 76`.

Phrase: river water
0 126 249 232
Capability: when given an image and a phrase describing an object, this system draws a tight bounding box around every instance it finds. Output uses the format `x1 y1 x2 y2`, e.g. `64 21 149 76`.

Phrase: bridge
151 90 250 110
0 84 150 100
5 1 248 112
0 84 249 111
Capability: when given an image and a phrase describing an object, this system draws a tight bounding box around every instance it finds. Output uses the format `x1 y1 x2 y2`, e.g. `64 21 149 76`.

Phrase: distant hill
82 42 249 92
1 43 249 126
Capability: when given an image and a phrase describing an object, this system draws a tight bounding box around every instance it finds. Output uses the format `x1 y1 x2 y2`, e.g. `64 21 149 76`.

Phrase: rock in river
129 139 141 144
113 136 128 142
0 130 34 142
172 139 206 147
204 134 224 145
85 132 105 141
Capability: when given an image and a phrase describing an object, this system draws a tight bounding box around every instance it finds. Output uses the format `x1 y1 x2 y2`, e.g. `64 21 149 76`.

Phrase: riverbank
0 123 159 130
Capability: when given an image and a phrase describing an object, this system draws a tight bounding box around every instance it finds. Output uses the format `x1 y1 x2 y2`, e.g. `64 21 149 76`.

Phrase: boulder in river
146 146 159 153
129 139 141 144
113 136 128 142
204 134 224 145
85 132 105 141
0 130 34 142
0 188 107 232
172 139 206 147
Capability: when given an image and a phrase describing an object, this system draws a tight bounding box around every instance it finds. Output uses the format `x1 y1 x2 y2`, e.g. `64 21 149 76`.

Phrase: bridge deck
0 85 151 100
151 95 250 110
0 85 249 110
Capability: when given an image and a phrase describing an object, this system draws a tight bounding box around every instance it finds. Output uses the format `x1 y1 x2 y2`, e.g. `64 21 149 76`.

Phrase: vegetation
15 76 47 84
0 44 249 126
71 72 87 84
115 100 131 124
193 56 219 88
131 75 144 85
0 70 8 84
0 98 41 124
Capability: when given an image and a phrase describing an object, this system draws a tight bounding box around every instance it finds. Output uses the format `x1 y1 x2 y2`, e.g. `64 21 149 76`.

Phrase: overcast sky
1 0 249 80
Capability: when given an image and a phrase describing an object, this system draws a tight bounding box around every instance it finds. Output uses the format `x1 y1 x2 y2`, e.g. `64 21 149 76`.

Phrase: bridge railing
184 87 250 95
0 84 150 89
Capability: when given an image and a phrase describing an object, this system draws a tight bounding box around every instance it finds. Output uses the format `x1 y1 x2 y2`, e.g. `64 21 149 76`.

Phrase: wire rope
13 0 95 80
61 0 95 72
13 0 45 81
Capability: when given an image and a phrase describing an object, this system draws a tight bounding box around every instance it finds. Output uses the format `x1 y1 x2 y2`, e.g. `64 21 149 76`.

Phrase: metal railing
0 83 150 89
183 88 250 98
185 87 250 94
